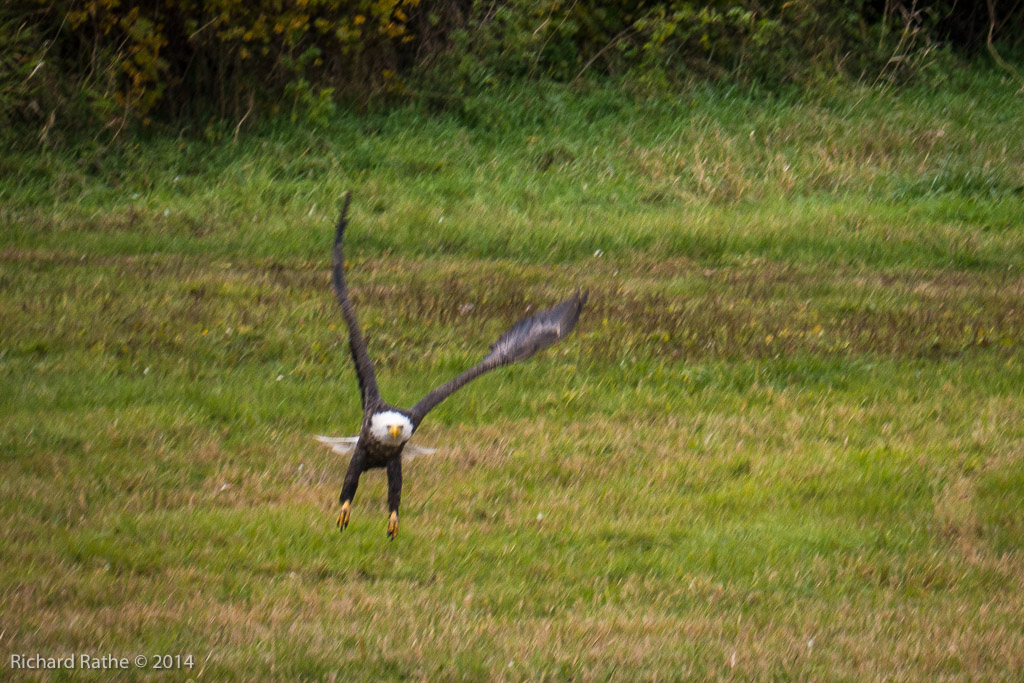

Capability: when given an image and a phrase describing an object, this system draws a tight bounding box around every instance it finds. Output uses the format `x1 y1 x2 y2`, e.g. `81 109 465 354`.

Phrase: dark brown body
338 400 413 522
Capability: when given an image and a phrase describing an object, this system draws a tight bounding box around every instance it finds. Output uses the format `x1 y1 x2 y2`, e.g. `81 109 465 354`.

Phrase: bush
2 0 422 136
1 0 1019 139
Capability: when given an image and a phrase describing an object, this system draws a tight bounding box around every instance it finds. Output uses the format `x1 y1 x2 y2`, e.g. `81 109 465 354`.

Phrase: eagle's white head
370 410 413 446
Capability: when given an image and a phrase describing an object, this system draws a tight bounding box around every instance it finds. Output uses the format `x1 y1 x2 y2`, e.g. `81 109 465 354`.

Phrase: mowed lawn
2 71 1024 678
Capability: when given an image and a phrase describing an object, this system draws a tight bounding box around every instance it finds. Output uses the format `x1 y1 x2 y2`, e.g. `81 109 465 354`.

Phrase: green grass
2 67 1024 678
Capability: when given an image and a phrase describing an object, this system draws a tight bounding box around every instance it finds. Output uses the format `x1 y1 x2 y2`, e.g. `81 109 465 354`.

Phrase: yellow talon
338 500 351 532
386 511 399 540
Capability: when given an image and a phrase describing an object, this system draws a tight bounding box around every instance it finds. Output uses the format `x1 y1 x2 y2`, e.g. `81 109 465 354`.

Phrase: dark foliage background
2 0 1021 138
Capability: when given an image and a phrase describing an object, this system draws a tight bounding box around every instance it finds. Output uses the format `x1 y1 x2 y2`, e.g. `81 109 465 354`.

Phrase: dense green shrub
1 0 1020 138
2 0 422 134
434 0 1023 91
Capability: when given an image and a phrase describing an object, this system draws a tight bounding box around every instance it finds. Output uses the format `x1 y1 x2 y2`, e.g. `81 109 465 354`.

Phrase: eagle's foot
337 500 351 532
386 511 399 540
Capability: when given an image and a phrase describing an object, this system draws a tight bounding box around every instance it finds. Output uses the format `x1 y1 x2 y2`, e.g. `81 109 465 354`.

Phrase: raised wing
409 290 587 424
331 193 380 410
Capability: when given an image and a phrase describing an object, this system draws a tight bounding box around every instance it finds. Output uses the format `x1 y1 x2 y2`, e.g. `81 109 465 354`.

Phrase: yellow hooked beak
388 425 402 440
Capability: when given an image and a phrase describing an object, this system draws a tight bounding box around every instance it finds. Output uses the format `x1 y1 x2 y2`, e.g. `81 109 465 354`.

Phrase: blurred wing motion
315 435 437 459
315 435 360 456
331 192 380 410
398 443 438 460
410 290 588 423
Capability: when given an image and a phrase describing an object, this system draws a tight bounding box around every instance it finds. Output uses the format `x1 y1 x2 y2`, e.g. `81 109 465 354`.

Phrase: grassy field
2 67 1024 678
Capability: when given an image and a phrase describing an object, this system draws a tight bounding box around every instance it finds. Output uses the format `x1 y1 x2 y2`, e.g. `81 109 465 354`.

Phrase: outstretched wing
409 290 587 424
331 193 380 410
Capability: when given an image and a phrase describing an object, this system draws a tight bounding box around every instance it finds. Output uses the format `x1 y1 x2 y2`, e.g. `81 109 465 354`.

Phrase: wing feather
331 193 380 410
484 291 588 364
409 290 587 423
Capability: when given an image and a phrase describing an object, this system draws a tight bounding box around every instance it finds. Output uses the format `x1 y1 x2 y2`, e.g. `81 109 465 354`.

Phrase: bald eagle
317 194 587 539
